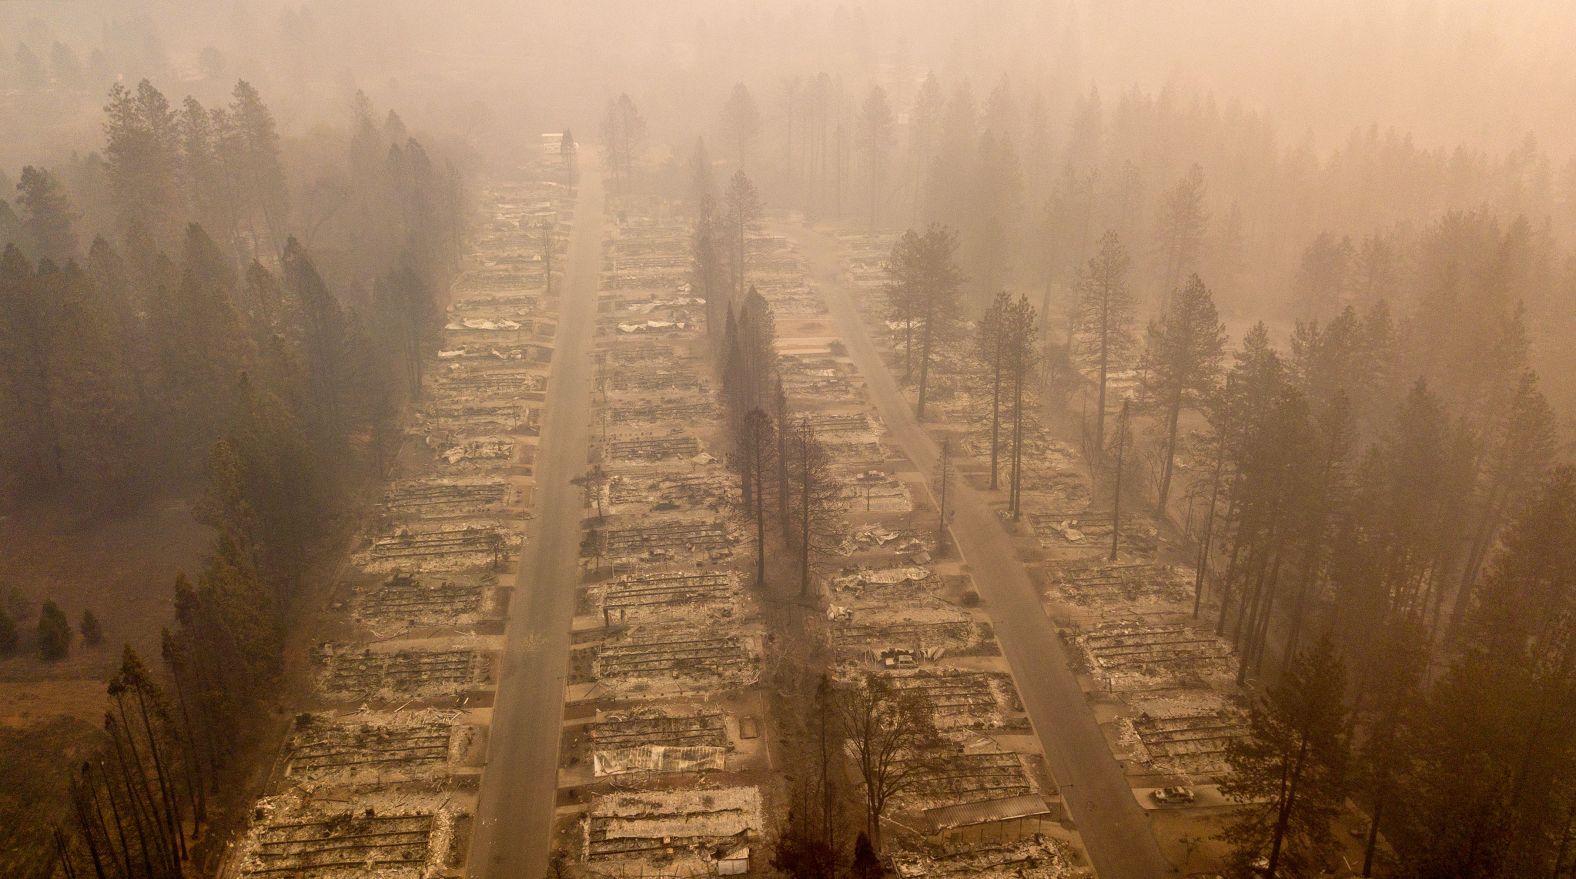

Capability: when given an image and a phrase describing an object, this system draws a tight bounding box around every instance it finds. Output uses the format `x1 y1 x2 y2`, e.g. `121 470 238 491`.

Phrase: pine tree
1003 293 1040 519
80 609 104 646
723 171 762 300
0 246 61 485
0 198 28 254
16 166 79 262
148 225 251 459
1155 164 1209 306
737 285 777 410
786 417 845 599
1447 370 1557 640
1292 232 1355 320
600 94 646 197
38 599 72 660
692 190 725 341
884 224 965 419
738 408 777 588
1140 272 1226 515
720 83 762 169
975 291 1012 490
45 260 147 499
967 131 1022 304
1395 467 1576 877
103 80 182 244
1221 639 1349 879
225 80 288 253
1074 230 1135 455
857 86 894 227
177 97 234 246
280 237 349 440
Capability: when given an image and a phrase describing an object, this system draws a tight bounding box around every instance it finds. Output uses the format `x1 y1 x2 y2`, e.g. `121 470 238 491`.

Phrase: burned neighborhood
4 3 1576 879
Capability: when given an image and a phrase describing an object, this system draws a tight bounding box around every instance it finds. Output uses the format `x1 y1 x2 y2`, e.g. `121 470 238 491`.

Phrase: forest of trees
0 77 462 877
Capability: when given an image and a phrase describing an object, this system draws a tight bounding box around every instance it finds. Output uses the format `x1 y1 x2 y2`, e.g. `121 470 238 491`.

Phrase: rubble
890 837 1080 879
315 644 490 702
230 787 460 879
1078 622 1235 691
282 710 473 784
897 748 1038 809
884 669 1027 732
595 571 737 626
384 478 515 518
224 170 574 878
351 573 491 629
1041 562 1193 614
584 786 762 868
359 521 520 572
1026 510 1158 558
589 627 759 695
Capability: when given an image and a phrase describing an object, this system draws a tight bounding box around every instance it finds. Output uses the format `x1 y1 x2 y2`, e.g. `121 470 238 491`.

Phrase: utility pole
540 219 556 299
1110 398 1129 563
936 438 953 557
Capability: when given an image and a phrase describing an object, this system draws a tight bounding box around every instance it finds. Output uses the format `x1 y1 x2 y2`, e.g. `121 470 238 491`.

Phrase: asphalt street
795 223 1175 879
469 166 604 879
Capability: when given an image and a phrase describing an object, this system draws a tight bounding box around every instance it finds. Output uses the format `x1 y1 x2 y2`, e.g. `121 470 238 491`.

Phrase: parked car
1151 786 1196 805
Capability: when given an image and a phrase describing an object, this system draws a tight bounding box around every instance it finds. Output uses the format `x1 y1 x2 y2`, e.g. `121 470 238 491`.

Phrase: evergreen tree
177 97 233 245
884 224 965 419
1155 163 1209 305
1003 293 1040 519
967 131 1022 304
975 291 1012 490
1074 230 1135 454
1395 467 1576 878
16 166 79 262
0 246 59 485
786 417 845 599
738 408 777 588
0 198 28 254
225 80 288 253
1140 272 1226 515
723 170 762 300
1448 370 1557 639
38 599 72 660
1292 232 1354 319
600 93 646 197
147 224 251 459
737 285 777 409
45 260 146 498
280 237 350 440
103 80 182 243
851 832 882 879
1221 639 1349 878
720 83 762 169
857 86 894 227
79 609 103 646
692 190 726 341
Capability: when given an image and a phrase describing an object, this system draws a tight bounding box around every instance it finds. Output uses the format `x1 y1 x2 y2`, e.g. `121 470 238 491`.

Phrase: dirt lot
0 492 208 688
0 492 210 875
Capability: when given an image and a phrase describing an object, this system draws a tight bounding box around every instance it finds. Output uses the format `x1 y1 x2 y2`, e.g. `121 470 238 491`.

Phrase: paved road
796 226 1175 879
470 167 604 878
